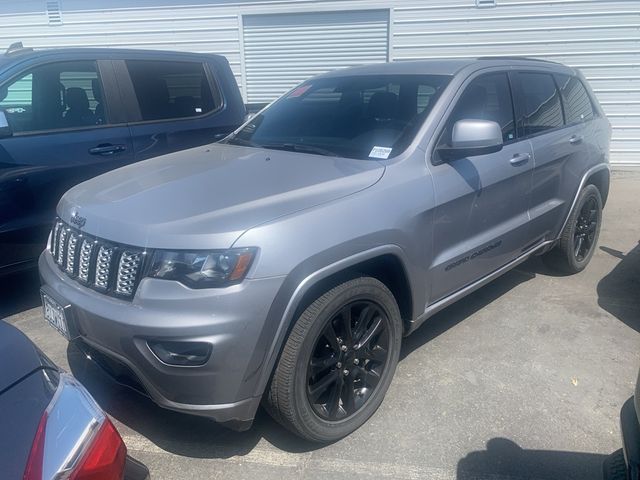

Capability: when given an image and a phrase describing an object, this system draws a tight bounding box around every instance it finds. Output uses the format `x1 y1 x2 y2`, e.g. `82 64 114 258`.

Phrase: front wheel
544 184 603 274
265 276 402 442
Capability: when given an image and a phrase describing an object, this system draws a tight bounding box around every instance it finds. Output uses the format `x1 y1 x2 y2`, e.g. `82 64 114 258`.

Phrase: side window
556 74 595 125
0 61 105 133
437 72 516 151
125 60 220 121
516 72 563 136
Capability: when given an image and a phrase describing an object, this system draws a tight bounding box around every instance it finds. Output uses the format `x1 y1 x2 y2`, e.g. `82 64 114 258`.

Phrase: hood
58 144 384 249
0 321 56 393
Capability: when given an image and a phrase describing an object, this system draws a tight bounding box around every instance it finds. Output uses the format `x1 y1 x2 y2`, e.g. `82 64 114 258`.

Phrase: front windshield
225 74 451 160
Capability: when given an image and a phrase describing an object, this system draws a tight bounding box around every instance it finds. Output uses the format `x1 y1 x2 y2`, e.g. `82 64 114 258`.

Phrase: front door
0 59 133 270
428 71 534 303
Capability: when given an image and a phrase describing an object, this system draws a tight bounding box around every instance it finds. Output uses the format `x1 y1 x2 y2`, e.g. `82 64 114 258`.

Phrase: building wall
0 0 638 166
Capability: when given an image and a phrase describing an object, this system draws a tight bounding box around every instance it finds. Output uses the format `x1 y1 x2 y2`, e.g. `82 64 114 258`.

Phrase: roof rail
5 42 33 56
477 56 561 65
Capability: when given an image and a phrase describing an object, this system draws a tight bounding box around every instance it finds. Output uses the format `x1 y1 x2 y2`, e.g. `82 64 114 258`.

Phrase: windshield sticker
287 85 312 98
369 146 393 159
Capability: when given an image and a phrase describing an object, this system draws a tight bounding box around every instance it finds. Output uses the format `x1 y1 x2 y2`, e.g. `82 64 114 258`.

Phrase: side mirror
438 119 503 160
0 110 12 138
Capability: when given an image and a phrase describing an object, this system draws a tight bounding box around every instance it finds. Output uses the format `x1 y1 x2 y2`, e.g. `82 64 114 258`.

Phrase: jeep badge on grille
70 211 86 228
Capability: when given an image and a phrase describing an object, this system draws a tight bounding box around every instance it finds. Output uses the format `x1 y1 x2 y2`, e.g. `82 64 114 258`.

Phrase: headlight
148 248 256 288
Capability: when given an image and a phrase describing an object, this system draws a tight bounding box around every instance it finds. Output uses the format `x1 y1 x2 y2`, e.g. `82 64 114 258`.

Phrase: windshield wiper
261 143 337 157
223 136 262 148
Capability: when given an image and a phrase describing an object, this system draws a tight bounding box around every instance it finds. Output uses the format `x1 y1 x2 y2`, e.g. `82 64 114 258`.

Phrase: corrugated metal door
242 10 389 104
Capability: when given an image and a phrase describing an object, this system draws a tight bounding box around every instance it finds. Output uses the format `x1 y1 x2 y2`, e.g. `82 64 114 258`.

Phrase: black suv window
516 72 563 136
436 72 516 155
125 60 219 121
556 74 595 125
0 61 106 133
226 74 450 160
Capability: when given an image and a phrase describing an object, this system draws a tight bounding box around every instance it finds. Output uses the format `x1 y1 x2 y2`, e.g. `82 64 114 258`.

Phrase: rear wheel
266 276 402 442
545 184 602 274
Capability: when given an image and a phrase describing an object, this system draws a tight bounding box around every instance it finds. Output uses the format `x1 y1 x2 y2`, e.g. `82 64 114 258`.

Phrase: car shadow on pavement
597 242 640 333
0 268 41 319
457 438 606 480
66 342 322 458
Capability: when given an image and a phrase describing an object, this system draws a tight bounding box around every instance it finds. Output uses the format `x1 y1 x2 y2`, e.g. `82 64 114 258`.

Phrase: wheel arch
557 163 610 241
586 167 610 207
247 245 416 400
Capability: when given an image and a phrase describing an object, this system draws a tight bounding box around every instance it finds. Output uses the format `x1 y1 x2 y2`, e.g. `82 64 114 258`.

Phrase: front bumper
39 251 285 429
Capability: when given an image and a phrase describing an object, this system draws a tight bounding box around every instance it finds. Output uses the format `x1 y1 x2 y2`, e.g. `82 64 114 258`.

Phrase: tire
544 184 603 274
266 276 402 442
602 449 627 480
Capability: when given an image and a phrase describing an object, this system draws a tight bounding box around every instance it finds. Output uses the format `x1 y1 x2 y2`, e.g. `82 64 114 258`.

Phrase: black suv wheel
545 184 603 274
266 276 402 442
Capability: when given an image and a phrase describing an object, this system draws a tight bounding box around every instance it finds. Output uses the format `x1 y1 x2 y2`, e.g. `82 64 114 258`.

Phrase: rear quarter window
556 74 595 124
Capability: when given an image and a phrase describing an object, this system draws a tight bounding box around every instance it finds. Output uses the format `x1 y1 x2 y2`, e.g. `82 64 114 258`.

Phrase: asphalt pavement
3 172 639 480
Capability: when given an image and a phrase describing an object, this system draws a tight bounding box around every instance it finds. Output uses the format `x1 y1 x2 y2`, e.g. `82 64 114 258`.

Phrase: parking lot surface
3 172 639 480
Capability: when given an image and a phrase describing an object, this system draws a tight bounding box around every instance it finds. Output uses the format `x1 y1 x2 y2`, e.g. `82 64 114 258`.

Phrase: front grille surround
49 218 148 300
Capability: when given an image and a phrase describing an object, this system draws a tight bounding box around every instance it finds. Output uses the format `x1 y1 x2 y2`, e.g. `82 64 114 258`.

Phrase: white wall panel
392 0 640 166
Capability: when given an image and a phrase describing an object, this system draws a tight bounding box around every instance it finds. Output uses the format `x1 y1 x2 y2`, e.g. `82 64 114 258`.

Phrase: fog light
148 341 212 366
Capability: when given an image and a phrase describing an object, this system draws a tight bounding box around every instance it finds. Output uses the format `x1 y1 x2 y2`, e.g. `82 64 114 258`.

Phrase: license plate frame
41 290 70 340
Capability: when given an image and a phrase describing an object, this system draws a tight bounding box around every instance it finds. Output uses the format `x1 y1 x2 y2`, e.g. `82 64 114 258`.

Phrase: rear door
115 58 232 161
512 71 591 242
0 58 133 270
428 71 534 302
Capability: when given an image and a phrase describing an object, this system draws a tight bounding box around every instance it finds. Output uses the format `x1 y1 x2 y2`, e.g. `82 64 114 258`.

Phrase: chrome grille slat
51 221 62 258
49 219 144 299
65 233 78 274
56 228 68 266
77 239 94 282
116 251 142 296
94 246 115 289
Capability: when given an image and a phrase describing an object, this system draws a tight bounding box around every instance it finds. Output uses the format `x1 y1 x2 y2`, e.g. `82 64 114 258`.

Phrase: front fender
238 244 416 400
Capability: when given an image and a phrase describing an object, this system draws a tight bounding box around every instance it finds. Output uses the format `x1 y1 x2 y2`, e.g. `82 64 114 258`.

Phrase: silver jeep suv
39 57 610 442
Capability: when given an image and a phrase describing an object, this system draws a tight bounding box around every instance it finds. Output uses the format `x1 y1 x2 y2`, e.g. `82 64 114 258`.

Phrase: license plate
41 291 70 340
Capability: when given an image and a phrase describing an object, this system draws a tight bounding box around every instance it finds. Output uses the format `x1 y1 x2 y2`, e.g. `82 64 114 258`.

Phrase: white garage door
242 10 389 104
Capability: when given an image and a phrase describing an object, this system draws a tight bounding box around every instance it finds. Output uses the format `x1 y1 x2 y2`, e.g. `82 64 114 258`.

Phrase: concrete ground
3 172 639 480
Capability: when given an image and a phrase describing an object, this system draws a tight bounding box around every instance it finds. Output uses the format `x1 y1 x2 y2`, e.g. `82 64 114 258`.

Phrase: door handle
89 144 127 156
510 153 531 166
569 135 584 145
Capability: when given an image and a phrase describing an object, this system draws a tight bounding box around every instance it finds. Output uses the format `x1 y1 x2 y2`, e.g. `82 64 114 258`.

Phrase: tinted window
437 72 515 153
126 60 219 121
517 72 563 136
0 61 106 133
556 74 595 124
225 74 451 160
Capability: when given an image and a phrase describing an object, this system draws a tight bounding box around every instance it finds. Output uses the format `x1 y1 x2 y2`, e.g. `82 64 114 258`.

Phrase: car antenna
5 41 32 55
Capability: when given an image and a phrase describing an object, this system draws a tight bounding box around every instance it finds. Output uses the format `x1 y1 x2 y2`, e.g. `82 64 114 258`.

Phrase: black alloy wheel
544 183 603 274
265 276 402 442
306 300 390 421
573 196 598 262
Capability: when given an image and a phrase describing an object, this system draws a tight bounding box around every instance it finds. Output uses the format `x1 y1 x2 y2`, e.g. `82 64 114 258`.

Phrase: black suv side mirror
0 110 13 138
438 119 503 160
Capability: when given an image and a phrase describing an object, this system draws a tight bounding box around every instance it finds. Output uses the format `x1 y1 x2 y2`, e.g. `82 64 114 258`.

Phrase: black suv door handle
89 144 127 156
569 135 584 145
510 153 531 166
